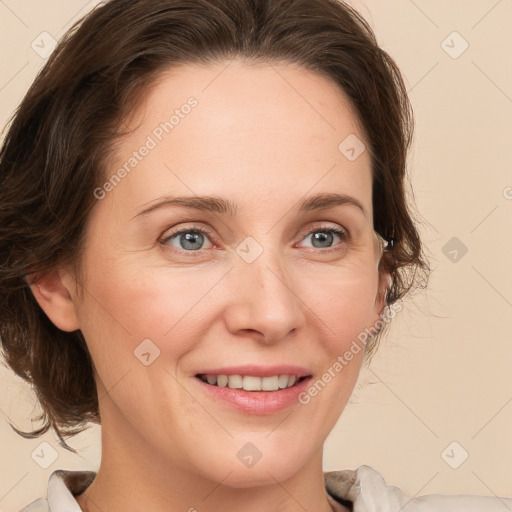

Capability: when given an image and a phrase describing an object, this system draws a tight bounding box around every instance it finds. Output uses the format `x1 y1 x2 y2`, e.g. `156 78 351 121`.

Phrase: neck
75 406 347 512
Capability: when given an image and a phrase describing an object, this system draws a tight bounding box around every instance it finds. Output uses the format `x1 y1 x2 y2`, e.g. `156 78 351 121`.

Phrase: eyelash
160 223 350 257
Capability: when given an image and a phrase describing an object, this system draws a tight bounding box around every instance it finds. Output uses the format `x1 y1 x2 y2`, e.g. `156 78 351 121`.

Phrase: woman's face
62 61 388 485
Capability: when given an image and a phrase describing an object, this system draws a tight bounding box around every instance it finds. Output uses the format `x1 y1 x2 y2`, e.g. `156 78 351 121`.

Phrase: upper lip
195 365 312 378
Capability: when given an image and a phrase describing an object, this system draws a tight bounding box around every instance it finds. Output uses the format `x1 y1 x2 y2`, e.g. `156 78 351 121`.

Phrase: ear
374 270 392 316
27 267 81 332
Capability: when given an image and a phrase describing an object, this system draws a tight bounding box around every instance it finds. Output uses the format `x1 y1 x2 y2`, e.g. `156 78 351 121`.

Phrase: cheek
78 259 216 348
301 270 380 351
73 261 215 428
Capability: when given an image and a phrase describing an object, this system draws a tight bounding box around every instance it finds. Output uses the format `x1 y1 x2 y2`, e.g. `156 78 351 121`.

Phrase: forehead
104 60 373 222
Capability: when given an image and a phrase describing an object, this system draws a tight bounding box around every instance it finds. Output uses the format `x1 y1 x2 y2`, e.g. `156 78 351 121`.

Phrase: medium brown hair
0 0 429 450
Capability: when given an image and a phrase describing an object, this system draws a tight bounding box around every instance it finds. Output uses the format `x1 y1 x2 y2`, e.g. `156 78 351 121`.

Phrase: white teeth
261 376 279 391
217 375 228 387
243 375 261 391
278 375 289 389
200 373 304 391
228 375 243 389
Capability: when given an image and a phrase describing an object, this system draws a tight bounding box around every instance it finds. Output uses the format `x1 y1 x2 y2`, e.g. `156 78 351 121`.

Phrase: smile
196 374 307 391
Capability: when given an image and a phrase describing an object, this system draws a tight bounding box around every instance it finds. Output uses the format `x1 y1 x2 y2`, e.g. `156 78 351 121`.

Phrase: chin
194 437 312 489
217 460 304 489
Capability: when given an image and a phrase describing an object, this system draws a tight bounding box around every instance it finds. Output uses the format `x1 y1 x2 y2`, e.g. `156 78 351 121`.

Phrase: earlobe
375 271 392 315
27 267 81 332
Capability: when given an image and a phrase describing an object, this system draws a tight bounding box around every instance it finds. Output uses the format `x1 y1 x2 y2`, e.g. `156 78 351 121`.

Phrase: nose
222 248 307 345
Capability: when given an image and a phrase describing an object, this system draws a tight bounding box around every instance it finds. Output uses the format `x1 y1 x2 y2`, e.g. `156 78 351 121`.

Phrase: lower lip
194 376 313 415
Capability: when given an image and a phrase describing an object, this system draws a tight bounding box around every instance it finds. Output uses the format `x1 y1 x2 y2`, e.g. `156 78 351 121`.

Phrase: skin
31 60 389 512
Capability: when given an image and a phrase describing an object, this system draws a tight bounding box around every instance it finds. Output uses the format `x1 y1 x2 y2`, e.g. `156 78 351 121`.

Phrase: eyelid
294 223 349 253
296 221 349 238
160 223 216 249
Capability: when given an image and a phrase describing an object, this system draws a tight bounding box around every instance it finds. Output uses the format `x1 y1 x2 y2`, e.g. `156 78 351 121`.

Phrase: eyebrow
132 192 368 219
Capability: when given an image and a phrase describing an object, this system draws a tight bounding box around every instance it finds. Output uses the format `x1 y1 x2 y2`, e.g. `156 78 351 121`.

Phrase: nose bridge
227 238 305 341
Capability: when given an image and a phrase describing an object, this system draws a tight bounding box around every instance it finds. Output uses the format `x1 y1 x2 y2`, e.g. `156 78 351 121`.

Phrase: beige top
20 464 512 511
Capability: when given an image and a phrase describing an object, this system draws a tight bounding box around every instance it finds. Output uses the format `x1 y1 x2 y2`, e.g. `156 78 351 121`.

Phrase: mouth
195 373 309 391
193 365 313 414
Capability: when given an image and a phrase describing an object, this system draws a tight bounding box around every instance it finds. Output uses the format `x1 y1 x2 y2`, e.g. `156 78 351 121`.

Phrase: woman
0 0 510 511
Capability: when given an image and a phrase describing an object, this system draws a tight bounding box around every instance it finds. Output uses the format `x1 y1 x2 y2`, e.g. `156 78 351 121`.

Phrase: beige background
0 0 511 510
